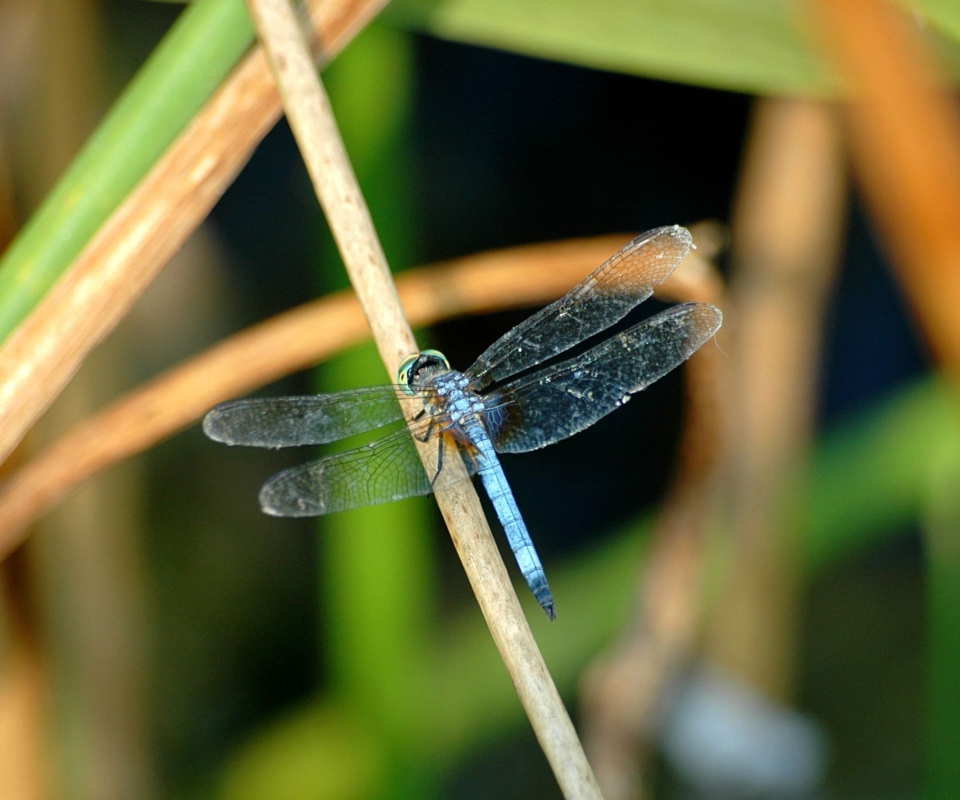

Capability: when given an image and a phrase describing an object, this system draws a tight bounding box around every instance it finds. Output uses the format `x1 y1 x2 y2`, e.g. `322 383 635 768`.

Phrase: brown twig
0 0 387 467
809 0 960 379
244 0 603 795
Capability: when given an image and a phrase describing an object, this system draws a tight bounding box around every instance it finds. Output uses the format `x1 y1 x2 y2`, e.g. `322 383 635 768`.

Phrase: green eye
397 350 451 395
397 353 420 395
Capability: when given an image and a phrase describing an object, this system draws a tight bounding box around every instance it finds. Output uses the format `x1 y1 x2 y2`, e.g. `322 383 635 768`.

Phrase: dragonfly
203 225 722 620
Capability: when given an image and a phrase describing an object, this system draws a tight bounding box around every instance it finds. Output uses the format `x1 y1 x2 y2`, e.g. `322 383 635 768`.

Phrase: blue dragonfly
203 226 722 620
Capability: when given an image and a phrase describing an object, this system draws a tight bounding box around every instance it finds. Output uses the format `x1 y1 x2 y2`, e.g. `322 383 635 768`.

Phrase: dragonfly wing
259 424 480 516
203 386 408 447
465 226 693 389
488 303 721 454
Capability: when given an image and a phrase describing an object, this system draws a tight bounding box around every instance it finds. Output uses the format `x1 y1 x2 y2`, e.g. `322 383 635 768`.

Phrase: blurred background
0 0 958 798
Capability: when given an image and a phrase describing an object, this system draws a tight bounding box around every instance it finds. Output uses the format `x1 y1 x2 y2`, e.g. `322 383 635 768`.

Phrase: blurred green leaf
802 376 960 572
388 0 960 97
918 0 960 44
388 0 834 96
219 703 386 800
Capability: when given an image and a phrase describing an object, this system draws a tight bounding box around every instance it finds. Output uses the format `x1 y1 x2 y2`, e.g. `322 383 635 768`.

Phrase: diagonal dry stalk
0 0 387 468
243 0 603 795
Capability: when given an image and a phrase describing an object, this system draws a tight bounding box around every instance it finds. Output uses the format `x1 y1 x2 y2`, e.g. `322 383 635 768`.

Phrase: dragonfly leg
413 410 433 443
429 434 445 487
411 414 448 486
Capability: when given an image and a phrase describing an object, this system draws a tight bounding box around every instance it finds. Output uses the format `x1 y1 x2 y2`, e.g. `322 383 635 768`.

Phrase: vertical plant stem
320 28 436 772
923 431 960 800
709 97 846 698
243 0 602 795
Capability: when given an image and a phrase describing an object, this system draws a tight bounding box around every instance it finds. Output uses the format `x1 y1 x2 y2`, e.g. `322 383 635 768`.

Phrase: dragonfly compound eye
419 349 451 370
397 353 420 395
397 350 451 393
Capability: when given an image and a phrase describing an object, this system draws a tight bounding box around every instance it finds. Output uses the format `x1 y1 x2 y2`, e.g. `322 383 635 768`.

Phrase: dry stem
245 0 602 795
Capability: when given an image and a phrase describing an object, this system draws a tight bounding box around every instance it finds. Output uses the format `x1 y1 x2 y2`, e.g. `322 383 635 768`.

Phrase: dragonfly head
397 349 451 393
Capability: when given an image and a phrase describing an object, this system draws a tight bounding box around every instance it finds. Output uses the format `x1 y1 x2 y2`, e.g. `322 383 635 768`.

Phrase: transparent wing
203 386 410 448
466 226 693 389
258 423 480 517
487 303 722 453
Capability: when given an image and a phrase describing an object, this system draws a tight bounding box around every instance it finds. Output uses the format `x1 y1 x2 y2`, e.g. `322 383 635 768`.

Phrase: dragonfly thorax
400 350 487 437
429 370 486 420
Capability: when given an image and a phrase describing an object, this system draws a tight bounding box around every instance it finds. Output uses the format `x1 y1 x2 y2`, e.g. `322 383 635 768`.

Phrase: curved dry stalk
0 235 686 554
0 0 387 468
245 0 603 794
